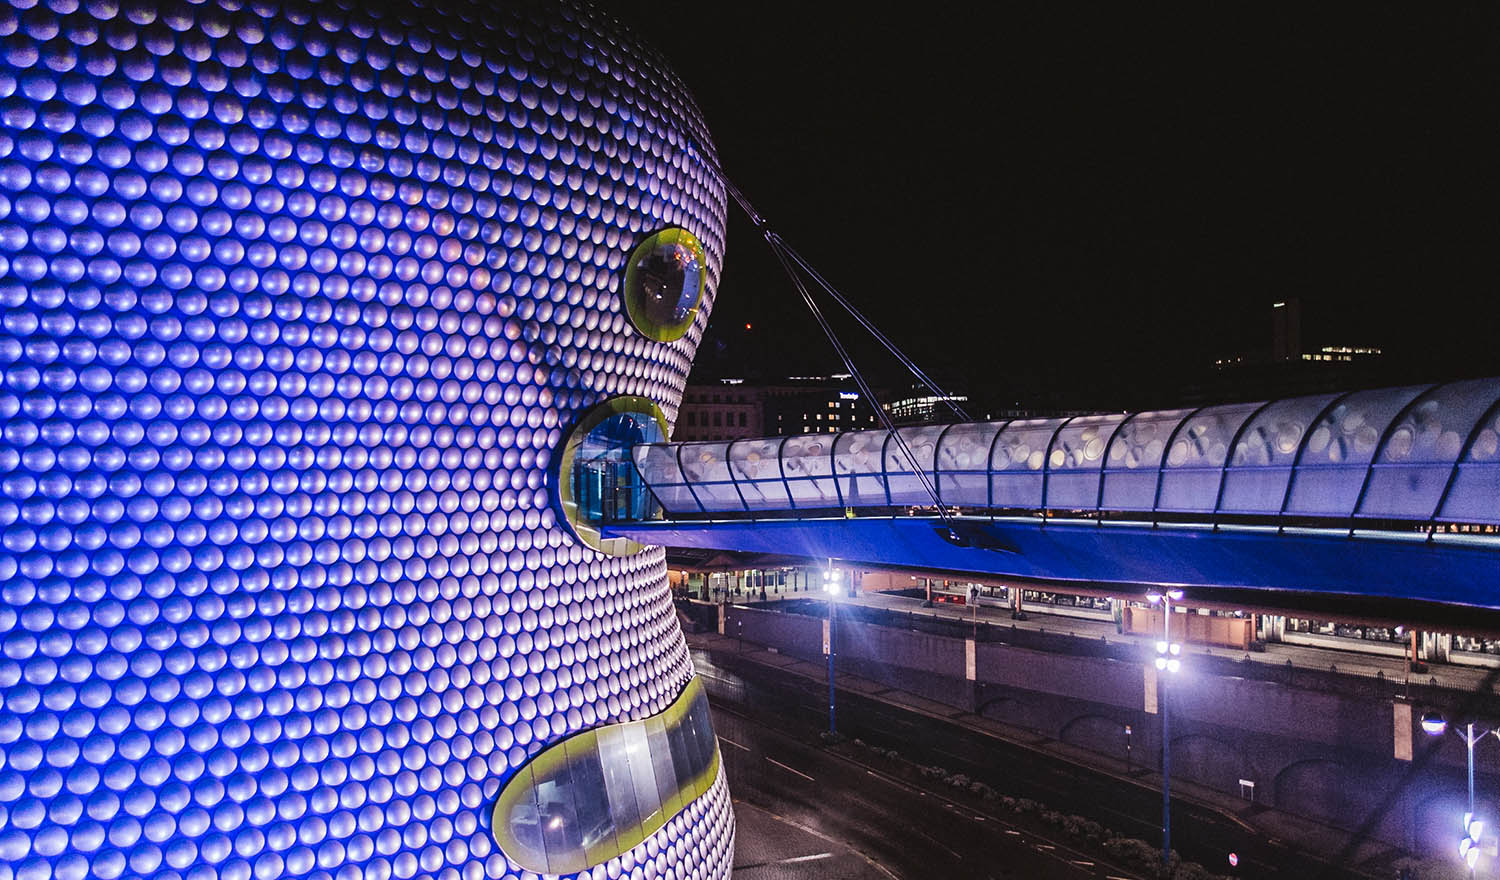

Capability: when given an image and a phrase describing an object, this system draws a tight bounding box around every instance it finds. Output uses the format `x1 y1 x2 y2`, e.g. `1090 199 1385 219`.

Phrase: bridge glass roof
633 378 1500 526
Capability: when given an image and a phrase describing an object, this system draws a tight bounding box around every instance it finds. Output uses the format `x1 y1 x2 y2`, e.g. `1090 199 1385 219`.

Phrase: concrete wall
724 604 1500 854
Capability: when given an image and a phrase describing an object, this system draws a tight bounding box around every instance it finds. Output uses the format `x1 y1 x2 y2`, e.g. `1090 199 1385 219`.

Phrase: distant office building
674 380 765 441
675 375 885 441
1216 297 1383 370
889 391 970 425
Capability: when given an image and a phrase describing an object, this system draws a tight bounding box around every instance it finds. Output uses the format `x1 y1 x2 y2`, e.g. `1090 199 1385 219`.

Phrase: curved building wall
0 2 731 879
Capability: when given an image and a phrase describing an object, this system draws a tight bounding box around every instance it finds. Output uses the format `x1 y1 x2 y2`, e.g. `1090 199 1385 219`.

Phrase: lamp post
824 560 839 737
1147 588 1185 872
1423 712 1495 875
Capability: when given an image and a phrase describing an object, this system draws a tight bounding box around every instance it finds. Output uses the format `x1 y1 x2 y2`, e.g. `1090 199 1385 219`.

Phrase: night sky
618 4 1497 409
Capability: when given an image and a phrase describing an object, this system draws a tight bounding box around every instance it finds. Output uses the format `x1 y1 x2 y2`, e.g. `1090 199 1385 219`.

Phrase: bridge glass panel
678 443 744 512
1156 402 1262 512
1359 379 1497 520
936 422 1003 507
990 419 1057 509
631 444 699 514
884 426 945 505
833 431 888 506
1101 409 1193 511
1286 385 1427 517
728 438 792 510
1047 414 1127 510
1437 392 1500 524
782 434 841 507
1219 393 1339 515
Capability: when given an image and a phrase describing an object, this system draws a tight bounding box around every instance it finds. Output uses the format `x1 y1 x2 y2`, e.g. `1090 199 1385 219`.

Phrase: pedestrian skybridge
586 378 1500 608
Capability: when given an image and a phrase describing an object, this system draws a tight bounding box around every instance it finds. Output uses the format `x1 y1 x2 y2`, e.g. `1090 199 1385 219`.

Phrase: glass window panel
678 443 733 483
533 752 586 874
991 419 1062 473
620 722 665 834
1440 463 1500 523
499 765 548 871
1230 393 1340 468
1288 385 1426 517
562 736 617 859
666 703 699 791
645 716 684 820
1165 403 1262 470
884 426 944 474
990 472 1043 509
686 689 718 777
782 435 835 476
1051 415 1127 471
594 726 642 838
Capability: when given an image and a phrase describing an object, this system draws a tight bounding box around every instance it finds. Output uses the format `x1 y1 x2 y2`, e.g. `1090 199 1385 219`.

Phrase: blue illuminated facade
0 1 732 878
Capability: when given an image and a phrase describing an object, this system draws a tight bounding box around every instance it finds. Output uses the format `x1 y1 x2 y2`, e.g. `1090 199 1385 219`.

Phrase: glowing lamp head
1154 657 1167 670
1156 641 1169 655
1166 589 1185 601
1469 818 1485 841
1166 658 1181 674
1421 712 1448 737
1146 592 1163 605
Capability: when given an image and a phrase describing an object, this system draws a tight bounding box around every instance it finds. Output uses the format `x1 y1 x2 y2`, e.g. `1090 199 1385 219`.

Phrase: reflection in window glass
646 716 684 819
565 737 616 861
622 228 706 342
596 725 643 834
492 677 721 875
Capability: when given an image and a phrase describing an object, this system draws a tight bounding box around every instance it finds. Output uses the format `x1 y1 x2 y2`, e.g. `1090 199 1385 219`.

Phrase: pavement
690 623 1404 879
702 583 1500 695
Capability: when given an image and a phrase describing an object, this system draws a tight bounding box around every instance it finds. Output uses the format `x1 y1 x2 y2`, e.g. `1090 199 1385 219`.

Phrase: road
699 646 1364 880
714 691 1142 880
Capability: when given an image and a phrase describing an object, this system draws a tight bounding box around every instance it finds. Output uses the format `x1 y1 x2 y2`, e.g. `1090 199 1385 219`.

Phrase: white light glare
1156 641 1169 654
1154 657 1167 670
1169 643 1182 656
1166 658 1181 673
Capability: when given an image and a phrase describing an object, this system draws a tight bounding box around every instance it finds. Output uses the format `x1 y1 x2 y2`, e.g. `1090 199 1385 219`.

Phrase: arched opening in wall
1172 734 1256 796
975 694 1042 734
1060 714 1135 765
1273 757 1370 828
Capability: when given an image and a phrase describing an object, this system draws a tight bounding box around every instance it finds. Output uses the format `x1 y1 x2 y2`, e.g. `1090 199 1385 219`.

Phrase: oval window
492 677 720 875
551 396 669 556
623 228 706 342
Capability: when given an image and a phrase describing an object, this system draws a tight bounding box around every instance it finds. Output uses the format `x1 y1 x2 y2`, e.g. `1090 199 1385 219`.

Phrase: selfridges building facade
0 1 733 878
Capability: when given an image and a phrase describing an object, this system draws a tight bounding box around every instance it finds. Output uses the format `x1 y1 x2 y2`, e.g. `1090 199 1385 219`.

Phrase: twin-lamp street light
1423 712 1497 873
1146 588 1184 872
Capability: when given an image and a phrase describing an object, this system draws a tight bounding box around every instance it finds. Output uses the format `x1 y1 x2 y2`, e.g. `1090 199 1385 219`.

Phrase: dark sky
617 4 1497 407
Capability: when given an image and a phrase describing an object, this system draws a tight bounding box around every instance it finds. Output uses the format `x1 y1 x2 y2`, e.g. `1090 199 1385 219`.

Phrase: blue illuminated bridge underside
604 377 1500 608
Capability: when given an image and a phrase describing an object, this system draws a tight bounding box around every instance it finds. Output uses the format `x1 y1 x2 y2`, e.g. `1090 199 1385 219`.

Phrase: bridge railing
632 377 1500 528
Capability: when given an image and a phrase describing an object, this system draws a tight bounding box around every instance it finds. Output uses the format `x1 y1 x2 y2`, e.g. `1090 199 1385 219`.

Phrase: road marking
1068 859 1094 867
1035 843 1056 851
718 736 750 752
1106 876 1135 880
1003 830 1022 836
766 758 815 781
779 853 833 864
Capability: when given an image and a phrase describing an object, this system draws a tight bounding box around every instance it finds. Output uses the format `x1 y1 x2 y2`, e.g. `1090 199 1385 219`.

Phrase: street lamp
824 560 840 737
1146 587 1185 871
1423 711 1496 874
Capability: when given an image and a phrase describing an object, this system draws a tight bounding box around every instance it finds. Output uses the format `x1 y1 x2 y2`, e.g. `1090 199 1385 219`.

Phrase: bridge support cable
705 165 960 536
683 143 969 423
